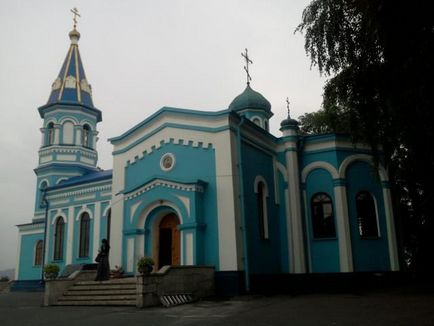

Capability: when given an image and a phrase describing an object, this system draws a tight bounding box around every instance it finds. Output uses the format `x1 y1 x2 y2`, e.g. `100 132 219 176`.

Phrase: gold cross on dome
71 8 81 29
241 48 253 85
286 97 291 117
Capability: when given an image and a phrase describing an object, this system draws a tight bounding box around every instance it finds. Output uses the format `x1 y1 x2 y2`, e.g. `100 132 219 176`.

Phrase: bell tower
33 11 102 221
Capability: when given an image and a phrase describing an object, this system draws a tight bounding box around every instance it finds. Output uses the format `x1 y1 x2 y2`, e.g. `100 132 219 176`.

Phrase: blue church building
16 23 399 292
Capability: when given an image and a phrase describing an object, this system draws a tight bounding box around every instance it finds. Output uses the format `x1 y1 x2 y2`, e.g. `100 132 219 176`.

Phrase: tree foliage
297 0 434 273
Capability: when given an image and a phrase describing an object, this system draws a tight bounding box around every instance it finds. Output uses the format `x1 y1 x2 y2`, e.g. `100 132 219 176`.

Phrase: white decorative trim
124 179 204 201
58 116 80 125
175 195 190 217
338 154 388 181
56 178 69 185
251 115 263 128
47 184 111 200
44 119 58 128
275 161 288 182
75 206 94 221
102 204 111 218
51 211 67 224
160 153 176 172
254 176 269 196
301 161 339 183
80 119 94 128
75 193 96 201
38 179 50 188
136 200 184 228
64 75 76 88
51 77 61 90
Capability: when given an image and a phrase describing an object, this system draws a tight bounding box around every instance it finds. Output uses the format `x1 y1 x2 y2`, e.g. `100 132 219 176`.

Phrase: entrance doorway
158 213 180 269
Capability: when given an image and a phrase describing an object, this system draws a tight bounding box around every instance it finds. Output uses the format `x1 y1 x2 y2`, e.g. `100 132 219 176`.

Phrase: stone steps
55 278 137 306
56 300 136 306
64 289 136 296
71 284 136 290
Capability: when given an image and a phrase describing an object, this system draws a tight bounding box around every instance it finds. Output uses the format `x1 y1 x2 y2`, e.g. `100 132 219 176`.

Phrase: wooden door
158 213 180 268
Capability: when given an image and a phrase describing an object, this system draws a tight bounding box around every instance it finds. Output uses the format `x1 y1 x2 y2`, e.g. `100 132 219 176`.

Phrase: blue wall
345 161 390 271
304 168 340 273
241 141 282 274
18 233 44 280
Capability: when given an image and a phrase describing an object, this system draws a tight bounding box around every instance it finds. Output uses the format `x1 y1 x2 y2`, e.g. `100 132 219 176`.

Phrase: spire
46 8 94 108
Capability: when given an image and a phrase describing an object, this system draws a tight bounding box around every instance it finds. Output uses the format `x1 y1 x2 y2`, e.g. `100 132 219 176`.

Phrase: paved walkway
2 287 434 326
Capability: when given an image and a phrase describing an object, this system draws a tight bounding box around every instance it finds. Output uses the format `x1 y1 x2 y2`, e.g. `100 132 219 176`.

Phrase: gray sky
0 0 325 271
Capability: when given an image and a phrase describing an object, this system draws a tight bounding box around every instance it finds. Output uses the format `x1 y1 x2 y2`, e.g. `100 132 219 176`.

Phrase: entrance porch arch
136 200 184 270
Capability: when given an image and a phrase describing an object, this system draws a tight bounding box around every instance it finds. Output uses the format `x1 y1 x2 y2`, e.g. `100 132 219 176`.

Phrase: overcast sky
0 0 325 272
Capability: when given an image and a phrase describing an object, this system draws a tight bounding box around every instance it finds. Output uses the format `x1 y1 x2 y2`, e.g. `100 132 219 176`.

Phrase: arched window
34 240 43 266
252 117 261 127
39 181 48 208
47 122 55 146
82 124 91 148
256 181 269 239
356 191 379 238
264 120 269 132
311 193 336 238
62 121 74 144
54 217 65 260
79 213 90 257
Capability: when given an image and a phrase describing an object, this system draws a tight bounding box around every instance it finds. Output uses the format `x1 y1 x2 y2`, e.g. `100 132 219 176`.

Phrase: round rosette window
160 153 175 172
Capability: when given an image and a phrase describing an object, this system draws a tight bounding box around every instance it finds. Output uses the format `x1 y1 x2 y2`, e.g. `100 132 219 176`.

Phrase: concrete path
2 287 434 326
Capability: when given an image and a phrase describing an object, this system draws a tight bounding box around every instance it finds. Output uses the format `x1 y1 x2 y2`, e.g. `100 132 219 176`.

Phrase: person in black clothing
95 238 110 281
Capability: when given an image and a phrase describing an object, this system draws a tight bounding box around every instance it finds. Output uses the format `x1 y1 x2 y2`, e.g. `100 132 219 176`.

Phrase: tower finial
241 48 253 85
69 8 81 44
286 97 291 118
70 7 81 29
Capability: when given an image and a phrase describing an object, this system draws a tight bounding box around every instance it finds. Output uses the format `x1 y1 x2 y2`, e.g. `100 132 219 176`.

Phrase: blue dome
280 117 299 129
229 84 271 112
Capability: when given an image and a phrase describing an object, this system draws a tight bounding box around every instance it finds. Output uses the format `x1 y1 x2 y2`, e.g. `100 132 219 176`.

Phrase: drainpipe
236 116 249 292
40 189 49 284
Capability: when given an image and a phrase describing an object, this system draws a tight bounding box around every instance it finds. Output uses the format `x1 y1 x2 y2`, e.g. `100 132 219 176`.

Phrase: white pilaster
92 130 98 149
383 186 399 271
40 128 46 147
74 126 82 146
333 185 353 272
53 124 61 145
65 206 74 264
93 202 101 260
286 150 306 273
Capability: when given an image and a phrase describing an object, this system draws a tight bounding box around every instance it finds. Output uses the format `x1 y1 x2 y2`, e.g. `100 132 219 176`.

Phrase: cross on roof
71 8 81 29
286 97 291 118
241 48 253 85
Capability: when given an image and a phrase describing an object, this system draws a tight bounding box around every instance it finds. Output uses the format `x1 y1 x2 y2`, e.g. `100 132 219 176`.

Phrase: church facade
16 25 399 292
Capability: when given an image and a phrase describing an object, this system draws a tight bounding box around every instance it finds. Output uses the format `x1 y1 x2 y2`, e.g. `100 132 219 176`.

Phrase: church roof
47 169 112 191
229 84 271 113
46 28 94 108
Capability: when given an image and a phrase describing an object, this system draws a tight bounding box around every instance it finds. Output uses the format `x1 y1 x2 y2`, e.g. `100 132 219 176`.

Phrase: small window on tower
82 124 91 148
47 122 55 146
252 117 261 127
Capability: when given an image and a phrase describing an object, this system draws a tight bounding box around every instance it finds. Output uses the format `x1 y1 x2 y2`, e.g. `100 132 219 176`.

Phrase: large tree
297 0 434 274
